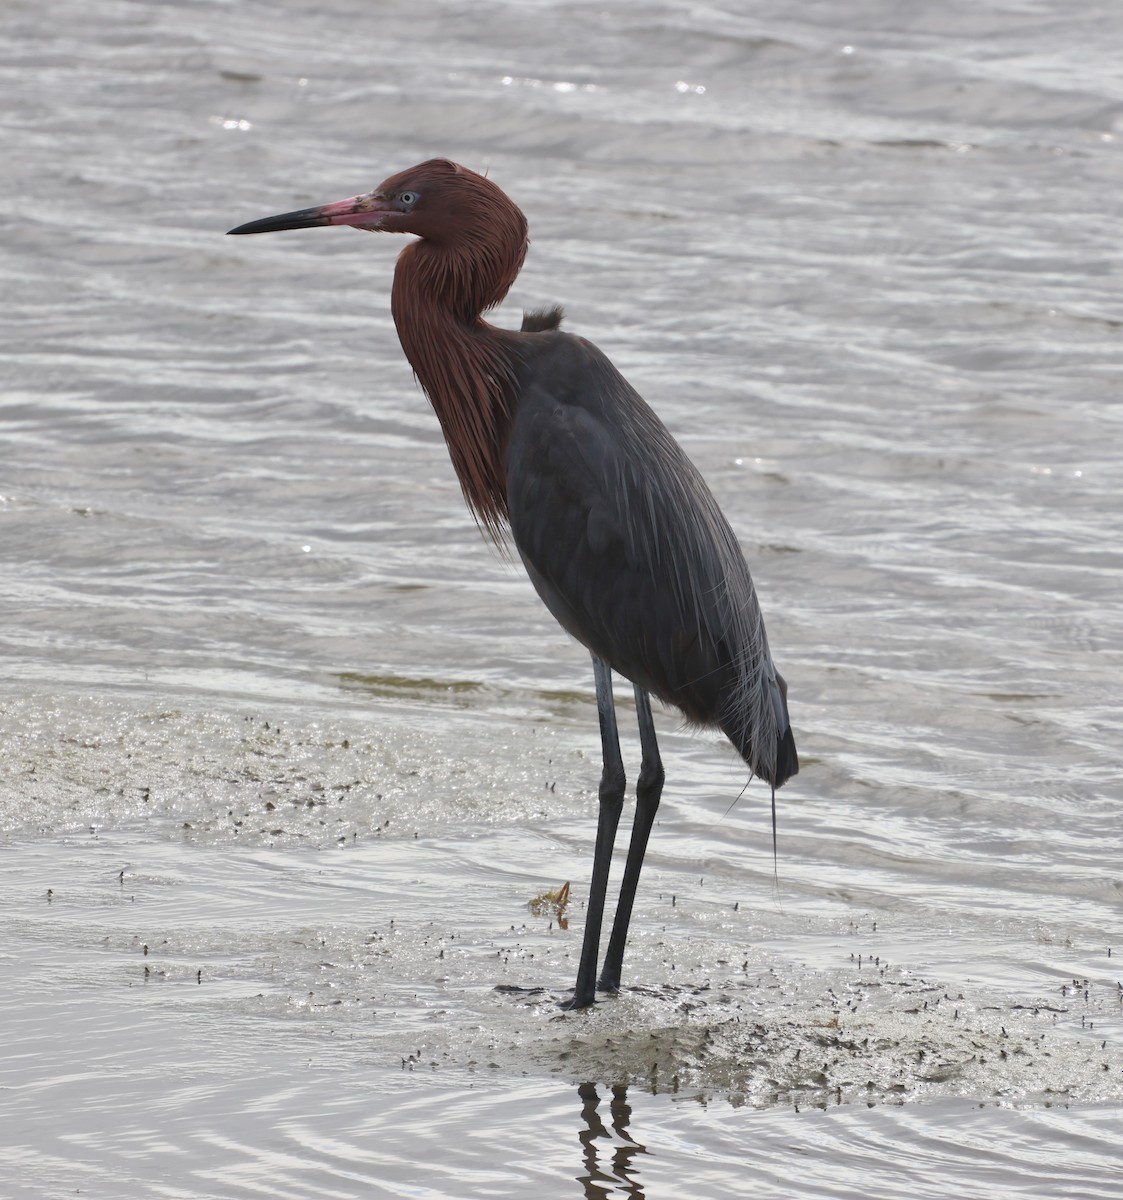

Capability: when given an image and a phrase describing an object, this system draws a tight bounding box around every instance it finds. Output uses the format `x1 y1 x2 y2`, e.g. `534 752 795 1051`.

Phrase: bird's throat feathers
391 245 520 540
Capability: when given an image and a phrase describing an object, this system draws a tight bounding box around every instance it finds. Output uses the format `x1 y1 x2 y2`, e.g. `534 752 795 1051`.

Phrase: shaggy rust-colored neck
391 219 527 541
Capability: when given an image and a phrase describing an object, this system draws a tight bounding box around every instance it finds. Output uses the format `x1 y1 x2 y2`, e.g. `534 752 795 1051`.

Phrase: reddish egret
229 159 798 1008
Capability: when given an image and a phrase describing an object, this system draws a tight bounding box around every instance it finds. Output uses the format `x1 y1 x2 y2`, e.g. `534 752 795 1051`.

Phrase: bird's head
229 158 524 245
228 158 528 314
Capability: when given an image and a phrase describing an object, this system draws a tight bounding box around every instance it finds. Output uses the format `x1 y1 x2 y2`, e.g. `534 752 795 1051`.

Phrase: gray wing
506 334 793 784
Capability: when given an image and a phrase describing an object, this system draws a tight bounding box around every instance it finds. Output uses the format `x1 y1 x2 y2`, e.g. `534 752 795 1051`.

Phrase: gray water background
2 0 1122 1196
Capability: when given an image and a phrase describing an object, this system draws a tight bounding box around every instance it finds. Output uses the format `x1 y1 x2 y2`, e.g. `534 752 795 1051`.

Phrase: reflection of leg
571 657 625 1008
577 1082 610 1199
598 686 664 993
609 1084 646 1196
609 1084 638 1143
576 1082 649 1199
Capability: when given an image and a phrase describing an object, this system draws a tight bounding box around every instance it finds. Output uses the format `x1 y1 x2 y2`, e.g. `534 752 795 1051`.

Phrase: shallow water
3 0 1122 1195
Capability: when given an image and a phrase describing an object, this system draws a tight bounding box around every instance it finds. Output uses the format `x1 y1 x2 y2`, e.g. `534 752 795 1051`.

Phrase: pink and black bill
227 194 392 235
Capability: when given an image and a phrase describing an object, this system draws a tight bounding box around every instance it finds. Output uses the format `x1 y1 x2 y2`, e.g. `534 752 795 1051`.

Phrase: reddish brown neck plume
389 174 528 540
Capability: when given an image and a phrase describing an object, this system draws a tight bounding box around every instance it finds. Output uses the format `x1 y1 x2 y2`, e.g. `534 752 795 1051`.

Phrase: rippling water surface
3 0 1122 1196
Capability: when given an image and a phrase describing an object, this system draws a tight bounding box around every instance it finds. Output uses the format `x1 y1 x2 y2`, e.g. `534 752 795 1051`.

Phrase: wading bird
229 159 798 1008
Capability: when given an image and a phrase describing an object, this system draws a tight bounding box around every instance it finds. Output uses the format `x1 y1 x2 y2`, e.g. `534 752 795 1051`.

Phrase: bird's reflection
575 1082 647 1198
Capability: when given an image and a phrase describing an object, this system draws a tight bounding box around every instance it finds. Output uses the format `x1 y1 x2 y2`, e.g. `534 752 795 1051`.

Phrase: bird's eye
399 191 417 206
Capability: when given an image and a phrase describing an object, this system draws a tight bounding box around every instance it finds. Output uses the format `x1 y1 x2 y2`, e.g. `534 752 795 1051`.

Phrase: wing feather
506 333 796 786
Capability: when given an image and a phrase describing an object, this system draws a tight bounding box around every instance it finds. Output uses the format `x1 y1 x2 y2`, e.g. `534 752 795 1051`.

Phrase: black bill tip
227 207 329 236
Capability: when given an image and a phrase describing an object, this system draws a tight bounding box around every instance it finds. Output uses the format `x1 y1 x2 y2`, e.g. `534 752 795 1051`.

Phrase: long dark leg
597 685 664 993
570 655 626 1009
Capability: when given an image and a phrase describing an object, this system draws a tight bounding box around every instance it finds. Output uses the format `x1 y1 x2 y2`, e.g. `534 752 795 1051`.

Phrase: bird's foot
560 989 597 1012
